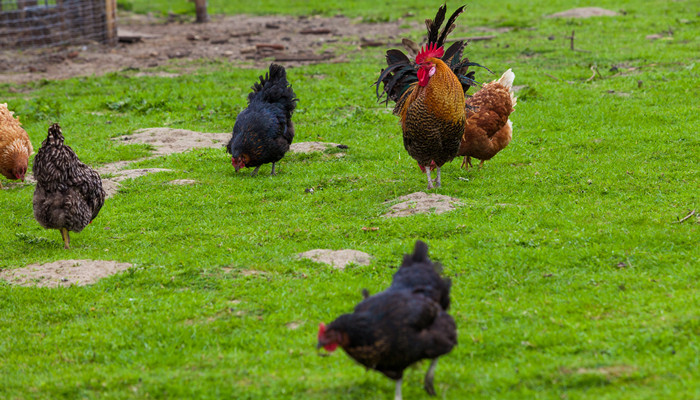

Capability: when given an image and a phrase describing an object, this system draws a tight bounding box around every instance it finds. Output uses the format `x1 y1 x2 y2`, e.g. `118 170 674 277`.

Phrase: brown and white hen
458 68 517 169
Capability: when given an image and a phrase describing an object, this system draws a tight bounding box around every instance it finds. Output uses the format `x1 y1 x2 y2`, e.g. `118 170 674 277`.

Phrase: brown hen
459 68 517 169
0 103 33 186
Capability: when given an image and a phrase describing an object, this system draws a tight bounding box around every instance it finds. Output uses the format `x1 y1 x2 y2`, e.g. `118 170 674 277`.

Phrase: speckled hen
33 123 105 249
227 63 298 176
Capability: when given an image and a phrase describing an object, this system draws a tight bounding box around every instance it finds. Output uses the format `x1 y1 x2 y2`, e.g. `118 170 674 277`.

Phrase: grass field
1 0 699 399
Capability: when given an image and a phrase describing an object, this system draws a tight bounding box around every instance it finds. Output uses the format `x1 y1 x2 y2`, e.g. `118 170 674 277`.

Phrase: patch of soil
547 7 620 18
286 321 303 330
166 179 199 185
298 249 371 270
289 141 345 154
107 168 175 182
0 13 412 84
101 168 174 198
383 191 462 218
560 365 637 379
0 259 132 287
99 127 232 196
114 128 230 155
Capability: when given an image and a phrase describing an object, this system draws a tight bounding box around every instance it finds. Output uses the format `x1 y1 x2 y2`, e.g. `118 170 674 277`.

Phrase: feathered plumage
375 4 489 189
317 241 456 400
32 123 105 249
227 63 298 176
459 68 517 168
0 103 33 185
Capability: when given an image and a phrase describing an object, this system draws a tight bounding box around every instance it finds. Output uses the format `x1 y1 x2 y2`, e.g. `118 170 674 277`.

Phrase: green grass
1 0 699 399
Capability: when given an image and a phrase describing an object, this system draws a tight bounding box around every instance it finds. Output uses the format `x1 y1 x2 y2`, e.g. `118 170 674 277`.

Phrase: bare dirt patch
0 13 412 84
383 192 462 218
560 365 637 380
298 249 371 270
289 141 345 154
99 127 231 197
167 179 199 185
0 259 133 287
114 128 230 155
101 167 175 197
547 8 620 19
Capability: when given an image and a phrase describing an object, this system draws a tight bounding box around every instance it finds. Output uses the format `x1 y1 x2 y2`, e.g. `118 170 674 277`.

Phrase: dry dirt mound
0 259 133 287
100 167 175 198
290 141 345 154
167 179 199 185
298 249 371 270
383 192 462 218
100 127 230 197
547 7 620 18
114 128 229 155
0 13 412 84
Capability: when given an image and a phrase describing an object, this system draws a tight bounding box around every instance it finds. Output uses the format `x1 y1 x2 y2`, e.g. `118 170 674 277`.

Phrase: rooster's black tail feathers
376 4 487 105
249 63 298 119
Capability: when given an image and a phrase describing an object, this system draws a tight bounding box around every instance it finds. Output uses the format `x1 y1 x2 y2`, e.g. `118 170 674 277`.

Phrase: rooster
227 63 298 176
376 4 486 189
458 68 517 169
0 103 33 186
33 123 105 249
317 241 456 400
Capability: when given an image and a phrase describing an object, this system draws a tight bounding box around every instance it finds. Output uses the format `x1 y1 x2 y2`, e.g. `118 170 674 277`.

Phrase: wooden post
193 0 209 23
104 0 117 45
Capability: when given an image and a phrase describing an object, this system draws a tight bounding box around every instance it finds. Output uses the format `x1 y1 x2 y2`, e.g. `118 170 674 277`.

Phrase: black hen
317 241 456 400
32 123 105 249
227 63 298 176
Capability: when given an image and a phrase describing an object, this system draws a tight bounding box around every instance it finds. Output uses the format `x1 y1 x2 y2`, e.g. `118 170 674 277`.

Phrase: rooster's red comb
416 43 444 64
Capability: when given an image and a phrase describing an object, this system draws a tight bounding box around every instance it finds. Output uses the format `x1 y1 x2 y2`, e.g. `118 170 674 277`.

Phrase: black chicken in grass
32 123 105 249
227 63 298 176
317 241 456 400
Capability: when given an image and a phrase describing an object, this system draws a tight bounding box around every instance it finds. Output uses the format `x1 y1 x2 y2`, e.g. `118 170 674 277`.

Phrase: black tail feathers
248 63 298 117
403 240 430 267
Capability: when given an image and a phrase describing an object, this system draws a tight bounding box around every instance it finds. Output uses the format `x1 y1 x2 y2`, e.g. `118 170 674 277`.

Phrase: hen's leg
394 377 403 400
479 160 485 168
270 162 276 176
60 228 70 249
460 156 472 170
435 167 442 188
250 166 261 177
425 167 434 190
424 358 438 396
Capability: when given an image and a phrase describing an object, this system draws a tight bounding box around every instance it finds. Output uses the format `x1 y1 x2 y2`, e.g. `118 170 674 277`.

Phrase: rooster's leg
270 162 277 176
250 166 260 177
435 167 442 188
394 377 403 400
60 228 70 249
479 160 485 168
425 167 434 190
424 358 438 396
